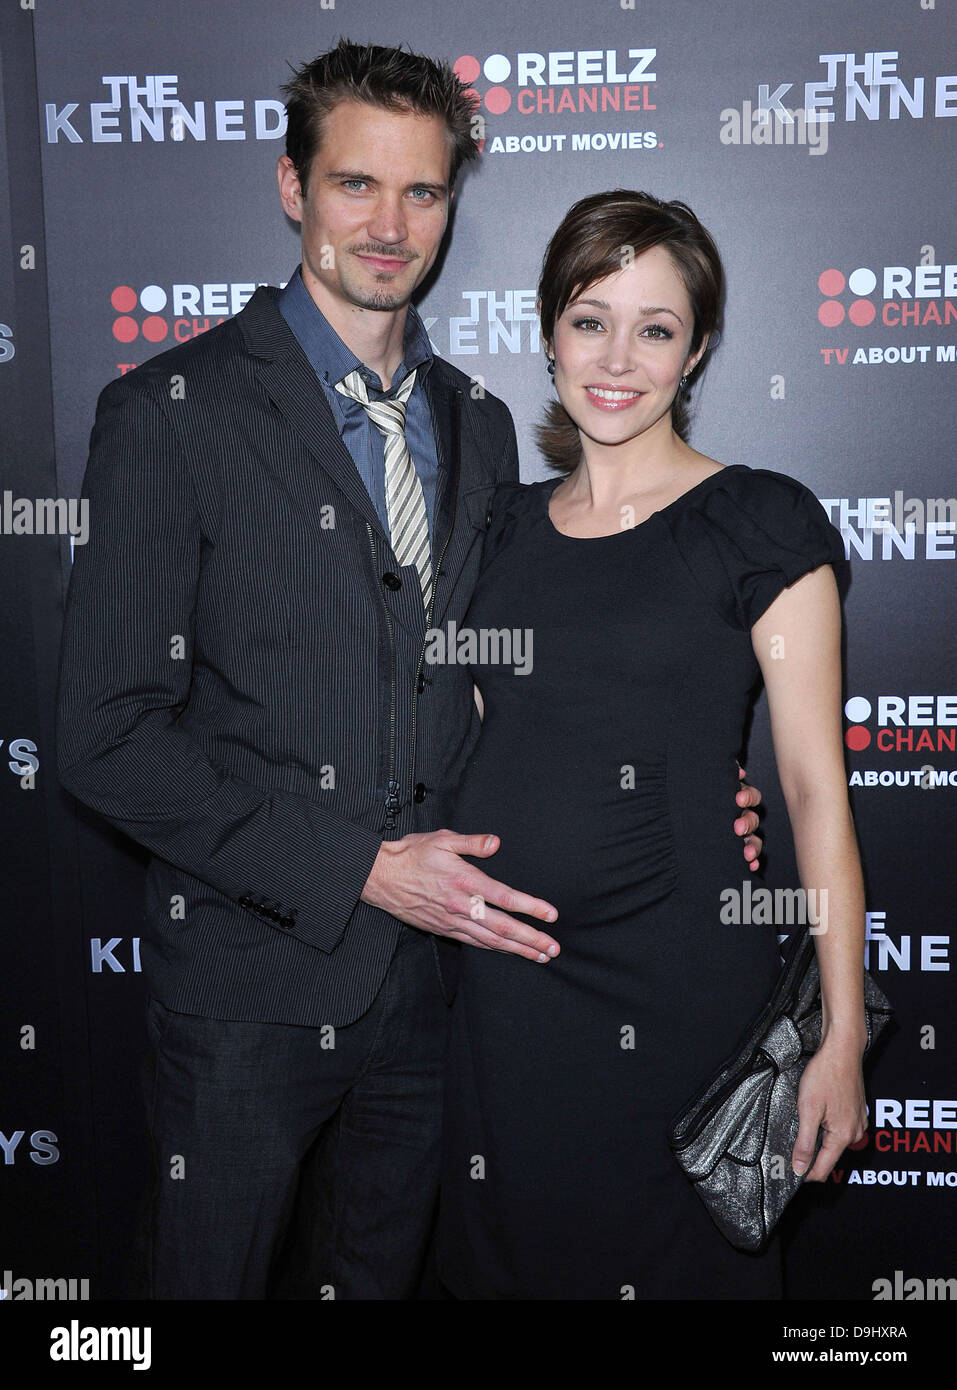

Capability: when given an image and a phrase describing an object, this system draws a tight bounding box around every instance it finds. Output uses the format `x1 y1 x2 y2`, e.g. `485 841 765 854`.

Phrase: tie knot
335 367 417 437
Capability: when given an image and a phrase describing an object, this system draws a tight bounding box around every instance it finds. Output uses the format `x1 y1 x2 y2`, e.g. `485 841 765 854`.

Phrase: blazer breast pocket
463 484 495 533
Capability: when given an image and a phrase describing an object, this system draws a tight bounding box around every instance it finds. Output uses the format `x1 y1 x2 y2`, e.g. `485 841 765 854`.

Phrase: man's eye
410 188 434 201
342 179 367 191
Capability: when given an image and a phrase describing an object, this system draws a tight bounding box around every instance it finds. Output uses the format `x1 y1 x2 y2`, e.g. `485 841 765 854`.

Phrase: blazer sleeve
56 375 383 955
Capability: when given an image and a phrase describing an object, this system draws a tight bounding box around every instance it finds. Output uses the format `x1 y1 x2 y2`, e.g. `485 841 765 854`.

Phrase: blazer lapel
238 289 494 652
240 288 427 648
256 360 382 538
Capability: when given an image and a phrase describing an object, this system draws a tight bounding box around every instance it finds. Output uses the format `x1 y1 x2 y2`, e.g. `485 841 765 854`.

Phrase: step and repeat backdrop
2 0 954 1305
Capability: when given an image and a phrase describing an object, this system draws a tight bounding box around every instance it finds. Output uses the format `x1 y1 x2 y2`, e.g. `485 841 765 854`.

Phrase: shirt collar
278 264 434 395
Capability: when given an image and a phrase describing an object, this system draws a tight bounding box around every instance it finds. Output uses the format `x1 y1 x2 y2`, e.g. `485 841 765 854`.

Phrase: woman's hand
791 1037 868 1181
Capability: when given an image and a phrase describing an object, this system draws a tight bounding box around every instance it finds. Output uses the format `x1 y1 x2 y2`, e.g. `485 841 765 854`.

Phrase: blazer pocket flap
463 484 495 531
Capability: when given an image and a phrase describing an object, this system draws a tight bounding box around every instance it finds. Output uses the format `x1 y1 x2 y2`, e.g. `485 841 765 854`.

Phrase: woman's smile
583 384 644 410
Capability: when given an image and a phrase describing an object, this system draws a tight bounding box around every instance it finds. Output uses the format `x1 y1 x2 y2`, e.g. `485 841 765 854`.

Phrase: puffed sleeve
668 467 846 630
478 479 537 573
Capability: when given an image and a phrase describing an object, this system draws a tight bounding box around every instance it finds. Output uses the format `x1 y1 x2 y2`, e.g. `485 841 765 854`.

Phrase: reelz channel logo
455 48 659 156
817 258 957 370
111 280 272 359
818 261 957 328
844 694 957 789
455 48 658 114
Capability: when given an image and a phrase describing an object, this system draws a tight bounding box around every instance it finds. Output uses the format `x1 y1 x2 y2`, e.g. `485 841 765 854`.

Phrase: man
56 39 763 1299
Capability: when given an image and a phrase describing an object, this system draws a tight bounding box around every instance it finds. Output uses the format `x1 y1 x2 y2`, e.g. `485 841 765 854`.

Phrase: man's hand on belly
361 830 561 962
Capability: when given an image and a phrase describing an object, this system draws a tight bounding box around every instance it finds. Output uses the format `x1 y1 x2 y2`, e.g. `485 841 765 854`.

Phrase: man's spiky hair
282 38 480 194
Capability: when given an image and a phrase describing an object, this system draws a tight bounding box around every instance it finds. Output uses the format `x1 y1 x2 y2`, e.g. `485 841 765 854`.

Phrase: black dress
436 464 846 1300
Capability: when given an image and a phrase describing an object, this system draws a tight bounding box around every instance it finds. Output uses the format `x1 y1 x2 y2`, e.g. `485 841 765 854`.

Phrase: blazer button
382 572 401 590
417 673 428 693
413 783 427 803
239 894 252 908
485 509 493 528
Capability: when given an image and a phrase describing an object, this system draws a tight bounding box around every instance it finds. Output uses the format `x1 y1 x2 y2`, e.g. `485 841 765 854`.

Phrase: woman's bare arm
752 565 868 1181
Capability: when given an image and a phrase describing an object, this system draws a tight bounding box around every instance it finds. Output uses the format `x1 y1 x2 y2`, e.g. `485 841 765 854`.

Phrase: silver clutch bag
667 926 893 1251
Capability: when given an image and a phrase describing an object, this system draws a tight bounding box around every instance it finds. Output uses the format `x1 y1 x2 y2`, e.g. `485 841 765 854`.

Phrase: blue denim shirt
278 265 440 550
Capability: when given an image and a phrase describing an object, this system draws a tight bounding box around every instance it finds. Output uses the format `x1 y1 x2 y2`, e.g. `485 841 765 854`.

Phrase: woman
436 190 868 1300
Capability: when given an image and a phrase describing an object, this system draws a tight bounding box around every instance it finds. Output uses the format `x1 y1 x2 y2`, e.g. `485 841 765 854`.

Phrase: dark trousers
139 926 449 1299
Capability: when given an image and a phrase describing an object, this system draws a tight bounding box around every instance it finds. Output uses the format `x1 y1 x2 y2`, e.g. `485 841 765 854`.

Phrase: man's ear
277 155 304 224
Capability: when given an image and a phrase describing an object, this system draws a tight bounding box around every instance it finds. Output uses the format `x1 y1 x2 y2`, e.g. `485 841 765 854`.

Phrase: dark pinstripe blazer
56 285 519 1026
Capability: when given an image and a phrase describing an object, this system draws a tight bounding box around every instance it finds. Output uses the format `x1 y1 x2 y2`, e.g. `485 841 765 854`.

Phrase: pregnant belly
450 728 678 929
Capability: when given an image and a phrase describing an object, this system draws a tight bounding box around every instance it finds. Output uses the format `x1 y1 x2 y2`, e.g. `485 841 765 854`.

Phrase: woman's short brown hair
536 190 725 473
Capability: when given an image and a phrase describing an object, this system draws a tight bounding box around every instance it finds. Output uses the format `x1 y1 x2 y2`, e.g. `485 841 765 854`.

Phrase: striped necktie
334 367 433 608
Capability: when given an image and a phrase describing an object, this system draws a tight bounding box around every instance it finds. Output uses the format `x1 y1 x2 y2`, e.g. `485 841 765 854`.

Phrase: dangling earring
679 373 689 390
546 357 555 377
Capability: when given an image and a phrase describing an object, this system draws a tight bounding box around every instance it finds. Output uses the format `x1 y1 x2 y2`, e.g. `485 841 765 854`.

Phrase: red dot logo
818 267 876 329
113 318 139 343
111 285 138 313
818 269 845 297
454 54 512 115
453 55 481 85
111 285 169 343
142 316 168 342
845 726 871 751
